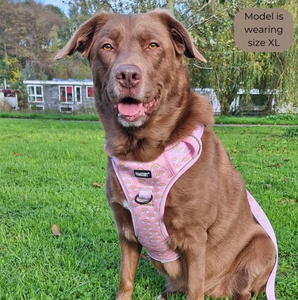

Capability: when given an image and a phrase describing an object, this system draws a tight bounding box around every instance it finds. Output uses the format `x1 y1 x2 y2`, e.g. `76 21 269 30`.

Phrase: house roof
1 89 19 93
23 79 93 86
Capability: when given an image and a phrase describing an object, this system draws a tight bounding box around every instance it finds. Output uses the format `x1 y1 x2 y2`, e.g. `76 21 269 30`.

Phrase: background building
23 79 94 113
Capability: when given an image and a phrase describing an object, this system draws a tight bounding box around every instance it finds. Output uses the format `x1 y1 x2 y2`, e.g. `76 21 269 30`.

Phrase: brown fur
55 9 276 300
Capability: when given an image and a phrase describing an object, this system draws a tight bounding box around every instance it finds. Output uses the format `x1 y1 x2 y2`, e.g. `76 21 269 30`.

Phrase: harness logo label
134 170 152 178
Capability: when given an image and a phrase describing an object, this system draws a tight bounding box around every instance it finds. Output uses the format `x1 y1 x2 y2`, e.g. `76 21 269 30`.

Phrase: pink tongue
118 102 142 116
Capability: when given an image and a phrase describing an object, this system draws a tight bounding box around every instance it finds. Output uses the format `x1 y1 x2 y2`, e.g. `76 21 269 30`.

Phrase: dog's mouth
115 96 158 126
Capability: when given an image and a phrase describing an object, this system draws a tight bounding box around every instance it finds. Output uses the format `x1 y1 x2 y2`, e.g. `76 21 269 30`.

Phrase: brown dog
55 9 276 300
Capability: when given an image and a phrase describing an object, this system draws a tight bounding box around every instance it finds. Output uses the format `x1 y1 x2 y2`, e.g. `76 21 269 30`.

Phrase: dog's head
55 10 207 129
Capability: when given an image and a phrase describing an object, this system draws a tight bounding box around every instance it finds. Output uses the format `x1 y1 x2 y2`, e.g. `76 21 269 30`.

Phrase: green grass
0 111 100 122
1 110 298 125
0 119 297 299
215 114 298 125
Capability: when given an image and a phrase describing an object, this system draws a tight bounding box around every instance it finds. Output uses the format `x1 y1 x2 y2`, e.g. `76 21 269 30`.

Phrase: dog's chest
106 125 204 262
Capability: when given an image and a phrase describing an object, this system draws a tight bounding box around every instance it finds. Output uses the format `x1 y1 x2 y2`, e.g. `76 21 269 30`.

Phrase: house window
28 85 43 102
60 106 73 113
75 86 82 104
86 86 94 98
36 105 44 111
59 86 73 103
251 94 267 106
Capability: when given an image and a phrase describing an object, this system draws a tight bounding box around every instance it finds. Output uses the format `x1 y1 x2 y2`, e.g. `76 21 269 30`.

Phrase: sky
37 0 69 15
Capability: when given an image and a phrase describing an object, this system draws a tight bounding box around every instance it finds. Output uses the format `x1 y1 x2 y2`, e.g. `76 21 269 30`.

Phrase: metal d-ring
134 194 153 205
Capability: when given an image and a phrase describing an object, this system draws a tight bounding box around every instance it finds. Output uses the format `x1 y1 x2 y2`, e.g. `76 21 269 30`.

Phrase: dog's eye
148 43 159 50
102 44 112 51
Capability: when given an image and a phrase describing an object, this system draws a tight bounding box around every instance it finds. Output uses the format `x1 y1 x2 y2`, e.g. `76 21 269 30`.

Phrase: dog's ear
153 9 207 63
54 11 112 60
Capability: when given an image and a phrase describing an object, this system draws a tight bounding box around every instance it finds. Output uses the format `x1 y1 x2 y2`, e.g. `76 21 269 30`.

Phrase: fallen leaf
14 153 21 156
93 182 102 188
277 199 296 205
268 163 282 168
51 224 60 236
140 254 149 260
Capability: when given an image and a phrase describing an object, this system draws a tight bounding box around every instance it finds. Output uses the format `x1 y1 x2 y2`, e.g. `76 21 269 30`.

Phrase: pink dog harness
110 124 205 262
106 124 278 299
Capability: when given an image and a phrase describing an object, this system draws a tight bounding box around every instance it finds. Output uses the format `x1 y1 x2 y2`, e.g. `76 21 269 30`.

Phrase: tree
179 0 297 114
0 0 64 81
278 0 298 111
167 0 174 14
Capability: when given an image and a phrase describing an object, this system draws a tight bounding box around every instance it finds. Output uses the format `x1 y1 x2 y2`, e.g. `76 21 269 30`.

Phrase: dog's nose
116 64 142 88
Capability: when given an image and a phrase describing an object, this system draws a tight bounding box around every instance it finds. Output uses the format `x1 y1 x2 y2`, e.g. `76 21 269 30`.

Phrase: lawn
1 110 298 125
0 119 297 300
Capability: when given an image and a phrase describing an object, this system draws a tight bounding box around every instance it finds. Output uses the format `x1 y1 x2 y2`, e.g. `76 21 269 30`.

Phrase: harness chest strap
109 124 205 263
105 124 278 300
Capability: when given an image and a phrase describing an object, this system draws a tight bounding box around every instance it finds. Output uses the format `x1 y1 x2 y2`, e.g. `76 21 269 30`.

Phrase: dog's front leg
180 231 207 300
116 235 142 300
110 202 142 300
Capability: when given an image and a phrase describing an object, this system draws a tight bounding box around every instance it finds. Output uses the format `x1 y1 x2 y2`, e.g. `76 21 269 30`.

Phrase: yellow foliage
3 57 21 82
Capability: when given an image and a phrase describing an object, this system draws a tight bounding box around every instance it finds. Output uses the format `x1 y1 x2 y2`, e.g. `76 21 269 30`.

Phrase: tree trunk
167 0 174 15
221 96 230 115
